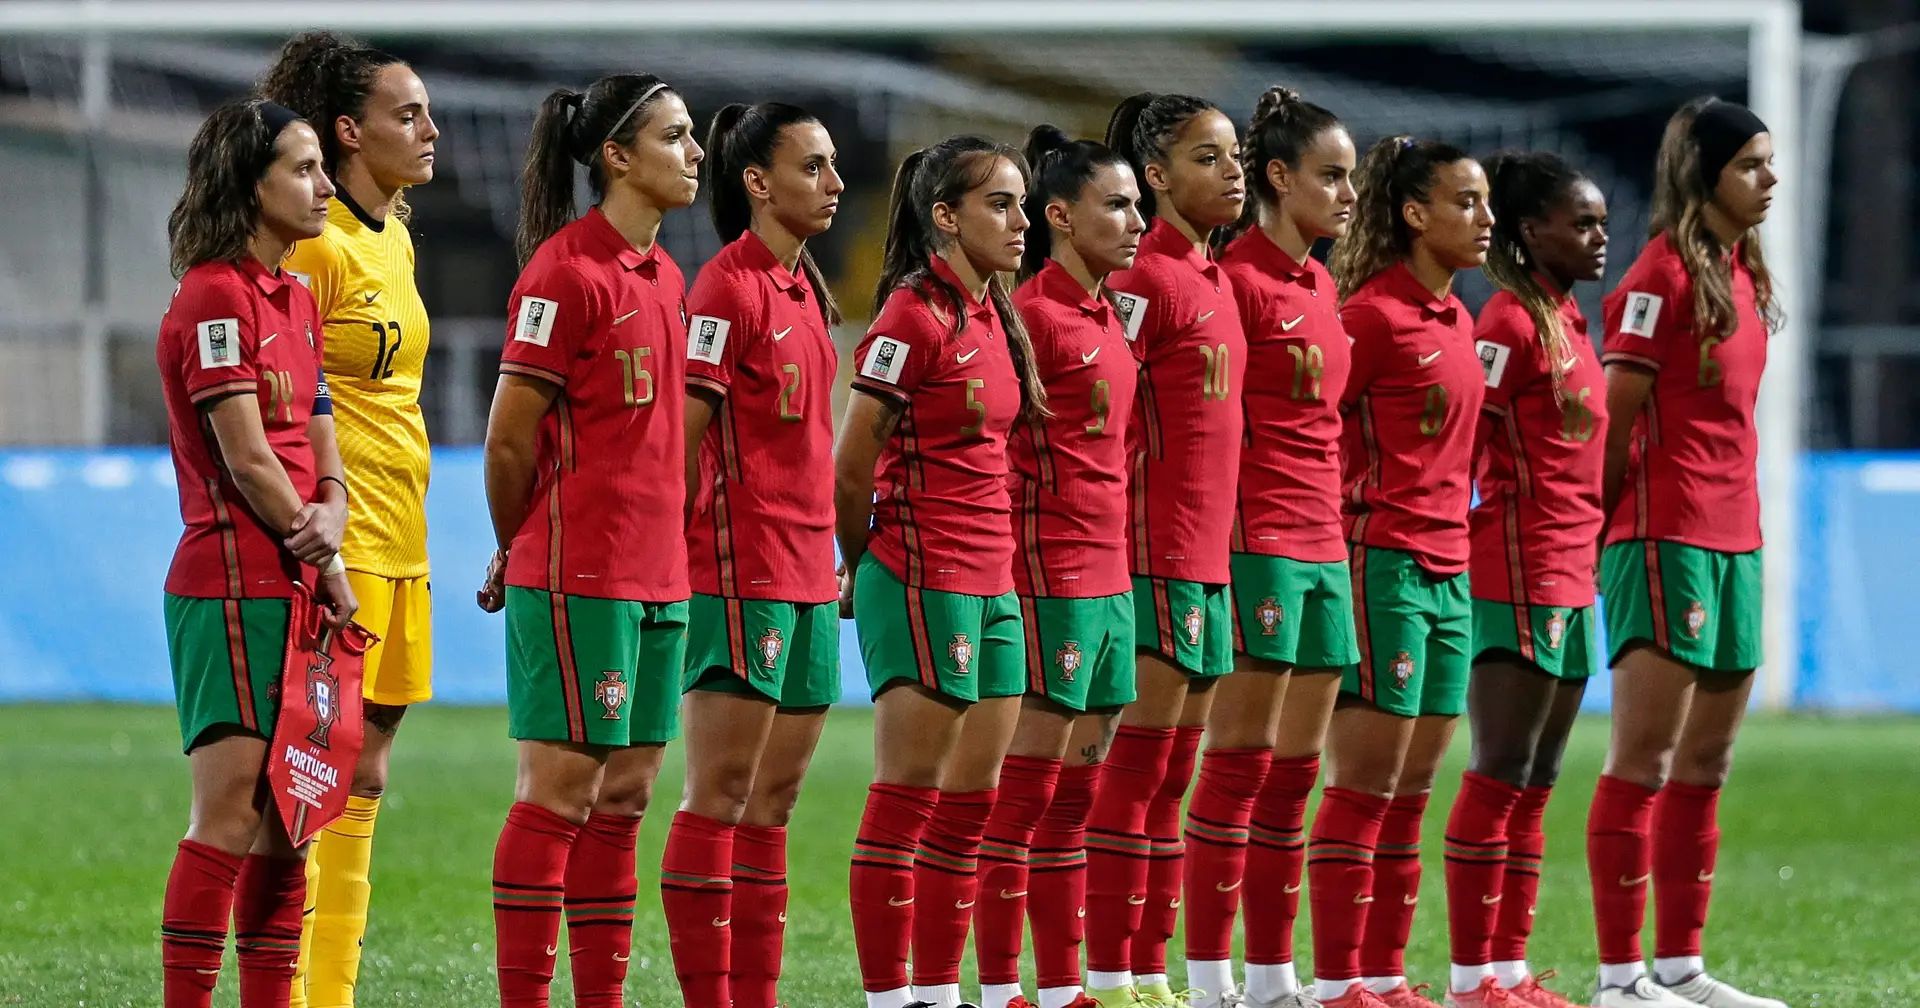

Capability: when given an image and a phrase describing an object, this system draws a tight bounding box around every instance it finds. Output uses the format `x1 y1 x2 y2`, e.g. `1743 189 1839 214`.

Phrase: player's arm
478 373 561 612
683 388 721 524
832 389 903 615
205 393 306 535
1599 362 1654 524
285 411 348 566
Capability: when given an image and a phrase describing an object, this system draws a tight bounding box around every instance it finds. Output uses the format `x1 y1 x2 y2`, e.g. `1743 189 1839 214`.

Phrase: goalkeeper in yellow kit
261 31 438 1008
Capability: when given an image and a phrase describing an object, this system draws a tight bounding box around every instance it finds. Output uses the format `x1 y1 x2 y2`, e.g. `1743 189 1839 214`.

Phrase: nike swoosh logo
1283 883 1302 894
1482 894 1503 905
1001 890 1028 899
613 952 630 962
772 326 793 341
195 969 222 975
1403 895 1419 905
1619 873 1652 887
777 911 787 923
1197 311 1216 324
888 896 915 907
260 333 278 348
363 291 379 304
1082 346 1101 363
1169 899 1182 909
1353 894 1375 905
1697 871 1715 883
1561 356 1579 371
1280 315 1305 331
1214 880 1242 893
712 917 731 927
957 348 981 363
545 944 558 956
1418 349 1443 365
955 900 976 910
1077 907 1087 918
614 310 639 325
1526 907 1536 916
1127 895 1148 905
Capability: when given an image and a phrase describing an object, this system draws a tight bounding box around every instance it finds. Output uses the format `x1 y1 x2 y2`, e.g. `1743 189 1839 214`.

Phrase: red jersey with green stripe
1220 227 1349 564
159 257 327 598
1338 263 1484 575
850 255 1021 596
1007 260 1137 598
498 208 689 602
1601 234 1767 552
1469 288 1608 606
684 232 838 604
1109 217 1246 584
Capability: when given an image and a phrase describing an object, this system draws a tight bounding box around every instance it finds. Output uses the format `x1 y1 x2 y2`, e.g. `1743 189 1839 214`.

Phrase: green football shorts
1470 599 1598 679
1132 575 1233 677
853 552 1024 702
1230 553 1360 668
1018 592 1136 712
1600 540 1762 672
164 594 292 753
1341 545 1472 717
684 594 841 709
504 587 687 746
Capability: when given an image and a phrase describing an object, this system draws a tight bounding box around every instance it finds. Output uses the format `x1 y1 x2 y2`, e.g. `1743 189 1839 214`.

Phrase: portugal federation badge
305 648 339 748
1685 601 1707 639
1056 641 1082 683
1391 650 1415 689
1184 606 1204 646
758 627 784 670
1255 597 1283 636
1545 611 1567 650
950 634 973 675
595 670 628 719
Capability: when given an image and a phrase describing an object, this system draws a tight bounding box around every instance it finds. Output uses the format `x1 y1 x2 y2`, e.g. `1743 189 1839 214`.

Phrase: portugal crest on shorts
1056 641 1083 683
950 634 974 676
1255 597 1283 636
1391 650 1415 689
305 648 339 749
1184 606 1204 646
758 627 784 670
595 670 628 719
1685 601 1707 639
1545 611 1567 650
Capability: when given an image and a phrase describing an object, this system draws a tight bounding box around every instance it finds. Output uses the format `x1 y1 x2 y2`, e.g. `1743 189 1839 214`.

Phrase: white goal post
0 0 1806 708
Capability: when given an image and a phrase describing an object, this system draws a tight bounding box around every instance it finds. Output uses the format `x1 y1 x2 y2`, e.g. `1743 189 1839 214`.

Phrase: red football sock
730 823 789 1008
851 783 939 993
977 756 1061 986
1245 755 1319 966
1359 791 1429 978
1308 787 1390 982
1444 772 1521 970
1032 761 1100 990
1492 785 1551 963
1652 781 1720 960
1184 747 1271 961
661 810 732 1008
1586 774 1657 966
161 839 241 1008
1132 724 1202 976
234 853 305 1008
567 812 642 1008
494 802 581 1008
911 788 996 988
1085 726 1175 974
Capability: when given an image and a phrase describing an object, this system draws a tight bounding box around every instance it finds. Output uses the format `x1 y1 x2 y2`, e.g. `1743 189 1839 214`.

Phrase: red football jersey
1469 289 1608 606
159 258 327 598
1601 234 1767 552
684 232 838 604
498 208 689 602
1339 263 1485 575
1220 227 1349 564
1109 218 1246 584
850 255 1021 596
1008 261 1138 598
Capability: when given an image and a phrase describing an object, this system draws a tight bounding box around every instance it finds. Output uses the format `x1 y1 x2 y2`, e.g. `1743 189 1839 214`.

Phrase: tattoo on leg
1079 742 1105 765
365 703 407 737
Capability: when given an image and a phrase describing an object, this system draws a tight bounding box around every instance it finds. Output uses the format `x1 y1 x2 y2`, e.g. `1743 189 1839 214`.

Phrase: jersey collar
334 188 385 233
926 252 994 325
1383 260 1458 323
1239 226 1318 289
1034 259 1111 320
741 230 804 296
1140 217 1218 279
585 206 661 273
239 254 290 295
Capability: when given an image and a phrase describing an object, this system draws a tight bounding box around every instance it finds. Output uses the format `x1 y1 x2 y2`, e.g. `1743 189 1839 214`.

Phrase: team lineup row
148 30 1785 1008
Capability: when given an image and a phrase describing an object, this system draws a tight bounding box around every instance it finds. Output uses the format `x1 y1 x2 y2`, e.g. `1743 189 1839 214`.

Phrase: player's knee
1670 746 1733 788
1524 756 1563 789
1469 747 1534 789
1602 749 1671 791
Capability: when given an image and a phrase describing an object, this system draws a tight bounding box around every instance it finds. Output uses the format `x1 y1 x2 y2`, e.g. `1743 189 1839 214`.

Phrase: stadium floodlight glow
2 0 1804 707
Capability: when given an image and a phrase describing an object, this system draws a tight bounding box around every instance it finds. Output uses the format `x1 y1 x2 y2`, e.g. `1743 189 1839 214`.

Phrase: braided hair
1328 135 1472 302
1482 150 1589 405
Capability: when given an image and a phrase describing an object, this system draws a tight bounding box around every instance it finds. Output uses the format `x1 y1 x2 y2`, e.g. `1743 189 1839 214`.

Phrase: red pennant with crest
268 584 378 846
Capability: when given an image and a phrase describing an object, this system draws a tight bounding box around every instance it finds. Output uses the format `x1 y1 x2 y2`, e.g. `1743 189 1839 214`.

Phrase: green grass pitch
1 705 1915 1007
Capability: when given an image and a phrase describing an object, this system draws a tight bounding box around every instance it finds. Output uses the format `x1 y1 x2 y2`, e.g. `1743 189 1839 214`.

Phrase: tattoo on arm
870 399 903 442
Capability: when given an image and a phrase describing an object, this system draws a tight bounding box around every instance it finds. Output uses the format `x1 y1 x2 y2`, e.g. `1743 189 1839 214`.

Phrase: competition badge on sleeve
269 585 379 846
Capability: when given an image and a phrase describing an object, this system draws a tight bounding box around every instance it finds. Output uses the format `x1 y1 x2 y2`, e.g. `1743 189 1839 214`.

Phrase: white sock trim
1136 973 1170 990
1491 961 1530 989
1598 962 1647 990
1247 962 1300 999
1039 987 1087 1008
1364 976 1407 995
982 981 1027 1008
1653 956 1705 986
867 987 916 1008
1089 970 1134 992
1315 978 1361 1001
1451 964 1495 993
912 982 964 1008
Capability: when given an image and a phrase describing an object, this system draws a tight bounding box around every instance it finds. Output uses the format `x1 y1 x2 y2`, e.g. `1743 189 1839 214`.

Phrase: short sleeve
1337 302 1392 410
282 232 346 320
500 256 599 388
1602 260 1686 371
1107 260 1182 363
1472 301 1537 415
850 292 943 406
684 266 764 397
173 273 262 406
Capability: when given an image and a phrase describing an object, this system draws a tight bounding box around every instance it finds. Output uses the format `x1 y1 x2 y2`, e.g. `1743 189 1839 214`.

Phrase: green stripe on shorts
164 594 291 753
1019 592 1135 712
504 587 687 746
1600 540 1762 672
1131 575 1233 677
1229 553 1360 668
852 552 1024 703
1341 545 1471 717
1469 599 1597 679
684 594 841 709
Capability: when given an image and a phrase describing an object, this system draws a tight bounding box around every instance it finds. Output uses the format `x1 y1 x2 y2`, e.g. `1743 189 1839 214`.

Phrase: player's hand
285 499 347 565
477 550 509 613
315 570 359 630
837 562 854 619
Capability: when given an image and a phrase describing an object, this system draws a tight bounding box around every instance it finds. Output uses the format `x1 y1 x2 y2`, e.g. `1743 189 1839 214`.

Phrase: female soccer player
1187 86 1358 1008
835 134 1045 1008
1440 151 1608 1008
1585 98 1783 1008
1082 92 1245 1008
665 101 844 1008
969 124 1146 1008
1312 135 1493 1008
156 97 355 1008
259 31 438 1008
475 73 699 1008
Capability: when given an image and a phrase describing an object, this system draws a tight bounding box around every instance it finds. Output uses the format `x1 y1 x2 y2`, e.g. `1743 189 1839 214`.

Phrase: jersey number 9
1086 378 1112 436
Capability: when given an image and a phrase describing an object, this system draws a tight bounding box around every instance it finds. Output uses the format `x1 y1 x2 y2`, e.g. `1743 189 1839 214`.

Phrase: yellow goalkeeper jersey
285 193 432 579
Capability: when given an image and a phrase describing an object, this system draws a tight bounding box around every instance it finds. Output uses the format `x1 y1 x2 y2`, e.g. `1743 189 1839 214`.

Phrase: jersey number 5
960 378 987 437
614 348 655 406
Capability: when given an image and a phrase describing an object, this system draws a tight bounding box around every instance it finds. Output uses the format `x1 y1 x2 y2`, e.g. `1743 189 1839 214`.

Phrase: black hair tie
1691 101 1768 191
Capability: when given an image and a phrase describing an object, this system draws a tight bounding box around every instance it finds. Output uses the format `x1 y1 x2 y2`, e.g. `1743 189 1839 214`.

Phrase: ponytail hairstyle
1329 135 1472 301
1482 150 1589 406
168 99 303 277
1019 123 1130 280
875 135 1048 420
705 102 843 328
516 73 675 267
1648 96 1782 337
1217 85 1342 249
258 30 410 221
1104 91 1221 222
